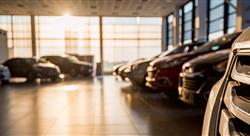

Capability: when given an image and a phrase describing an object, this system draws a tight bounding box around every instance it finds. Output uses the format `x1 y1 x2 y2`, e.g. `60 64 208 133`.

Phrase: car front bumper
178 72 219 106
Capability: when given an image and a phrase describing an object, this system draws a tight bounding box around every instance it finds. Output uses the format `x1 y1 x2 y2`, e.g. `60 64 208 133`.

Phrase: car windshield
67 56 80 63
25 58 36 64
158 45 189 58
192 33 240 54
38 58 48 63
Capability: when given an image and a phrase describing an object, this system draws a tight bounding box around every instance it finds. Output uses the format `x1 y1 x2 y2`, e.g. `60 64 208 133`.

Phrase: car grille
147 67 157 79
181 75 205 91
220 81 250 136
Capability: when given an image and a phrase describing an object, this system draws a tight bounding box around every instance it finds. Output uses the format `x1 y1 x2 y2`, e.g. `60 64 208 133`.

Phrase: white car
202 28 250 135
0 64 11 85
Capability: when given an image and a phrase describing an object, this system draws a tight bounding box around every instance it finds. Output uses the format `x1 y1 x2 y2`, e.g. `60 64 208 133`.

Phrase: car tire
51 77 60 82
70 69 77 77
27 73 35 82
164 91 178 99
1 80 9 84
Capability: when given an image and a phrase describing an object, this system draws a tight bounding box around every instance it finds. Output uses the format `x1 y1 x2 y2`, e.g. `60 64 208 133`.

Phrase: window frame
207 0 237 41
166 14 174 49
178 0 196 45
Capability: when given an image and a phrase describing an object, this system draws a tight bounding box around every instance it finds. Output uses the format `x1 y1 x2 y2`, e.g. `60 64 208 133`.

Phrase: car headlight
186 67 194 73
160 58 186 69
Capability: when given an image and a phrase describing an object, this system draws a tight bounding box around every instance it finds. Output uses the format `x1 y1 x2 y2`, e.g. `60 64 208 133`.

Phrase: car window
24 58 36 65
66 56 79 63
159 45 188 58
192 33 240 54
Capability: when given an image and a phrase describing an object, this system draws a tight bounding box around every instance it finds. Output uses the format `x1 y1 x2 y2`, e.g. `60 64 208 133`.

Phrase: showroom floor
0 76 204 136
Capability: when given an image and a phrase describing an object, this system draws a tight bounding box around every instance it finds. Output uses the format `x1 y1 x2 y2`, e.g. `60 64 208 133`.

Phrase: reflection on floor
0 76 204 136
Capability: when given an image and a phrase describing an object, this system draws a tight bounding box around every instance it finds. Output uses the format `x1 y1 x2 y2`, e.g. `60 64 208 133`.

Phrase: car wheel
1 80 9 84
164 91 178 99
51 77 60 82
70 69 77 77
27 73 35 82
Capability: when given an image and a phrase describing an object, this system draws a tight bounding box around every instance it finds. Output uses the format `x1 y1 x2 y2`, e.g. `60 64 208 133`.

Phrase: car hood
183 49 230 68
35 62 58 69
113 64 124 71
150 53 191 66
75 61 93 67
134 59 151 66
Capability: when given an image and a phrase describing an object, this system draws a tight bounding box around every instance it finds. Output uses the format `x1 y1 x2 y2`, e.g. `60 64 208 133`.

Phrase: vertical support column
31 15 36 57
173 8 179 46
236 0 250 31
172 9 178 47
195 0 207 42
99 16 104 75
161 17 167 51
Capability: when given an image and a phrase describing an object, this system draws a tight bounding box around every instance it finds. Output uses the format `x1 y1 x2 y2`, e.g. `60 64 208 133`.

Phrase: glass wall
208 0 237 41
35 16 100 62
183 1 194 44
0 15 161 72
178 9 183 45
227 0 237 33
167 15 174 49
0 15 32 57
208 0 224 40
103 17 162 72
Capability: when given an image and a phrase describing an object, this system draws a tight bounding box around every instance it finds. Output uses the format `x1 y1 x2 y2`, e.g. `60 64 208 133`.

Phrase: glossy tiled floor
0 76 204 136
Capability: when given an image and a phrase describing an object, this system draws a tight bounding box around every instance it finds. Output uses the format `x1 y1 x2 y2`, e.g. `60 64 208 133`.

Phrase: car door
16 59 29 77
5 59 22 77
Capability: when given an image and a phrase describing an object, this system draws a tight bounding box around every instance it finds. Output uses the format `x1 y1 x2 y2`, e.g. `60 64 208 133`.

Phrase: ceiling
0 0 188 17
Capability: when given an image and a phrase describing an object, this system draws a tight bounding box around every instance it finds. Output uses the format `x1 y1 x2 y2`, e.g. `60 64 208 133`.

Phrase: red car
145 32 241 97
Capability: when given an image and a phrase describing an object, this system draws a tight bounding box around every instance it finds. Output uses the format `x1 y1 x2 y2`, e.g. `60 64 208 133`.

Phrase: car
0 64 11 85
115 58 146 81
3 58 61 81
113 63 125 77
40 55 93 77
145 32 241 97
202 28 250 136
178 49 230 106
125 42 204 86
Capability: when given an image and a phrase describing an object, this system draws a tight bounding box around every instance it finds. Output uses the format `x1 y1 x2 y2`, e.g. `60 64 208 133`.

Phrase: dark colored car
40 55 93 77
202 28 250 136
3 58 61 81
113 63 125 77
178 49 230 106
145 32 241 97
115 58 146 81
125 42 204 85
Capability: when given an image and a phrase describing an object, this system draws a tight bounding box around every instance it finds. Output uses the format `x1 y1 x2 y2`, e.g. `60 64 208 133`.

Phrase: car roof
8 58 36 61
232 27 250 50
42 55 71 58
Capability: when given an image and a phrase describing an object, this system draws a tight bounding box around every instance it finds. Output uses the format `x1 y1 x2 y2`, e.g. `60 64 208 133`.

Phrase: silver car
0 64 11 85
202 28 250 135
